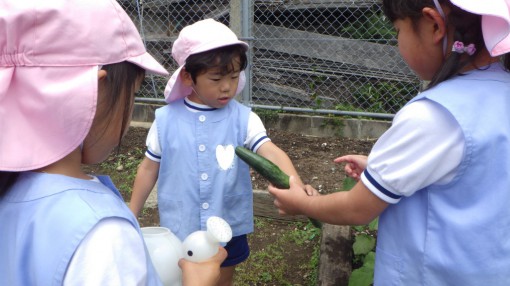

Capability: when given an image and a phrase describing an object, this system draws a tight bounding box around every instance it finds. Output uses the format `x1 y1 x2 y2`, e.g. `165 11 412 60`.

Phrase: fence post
230 0 253 105
318 224 352 285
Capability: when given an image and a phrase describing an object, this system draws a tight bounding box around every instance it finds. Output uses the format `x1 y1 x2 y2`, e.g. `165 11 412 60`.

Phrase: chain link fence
120 0 421 119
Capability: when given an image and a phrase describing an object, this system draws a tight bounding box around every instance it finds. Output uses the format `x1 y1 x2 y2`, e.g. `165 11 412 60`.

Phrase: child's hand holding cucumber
235 147 322 228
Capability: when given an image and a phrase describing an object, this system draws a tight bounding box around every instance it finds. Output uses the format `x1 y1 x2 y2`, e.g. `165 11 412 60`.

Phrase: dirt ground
87 126 375 285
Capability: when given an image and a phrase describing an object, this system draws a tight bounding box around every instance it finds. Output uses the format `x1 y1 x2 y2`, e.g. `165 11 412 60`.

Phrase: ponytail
426 3 484 89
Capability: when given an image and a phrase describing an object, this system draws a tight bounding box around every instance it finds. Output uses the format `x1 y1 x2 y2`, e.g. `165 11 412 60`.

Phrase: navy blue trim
250 136 269 151
184 99 217 111
146 149 161 160
363 170 402 200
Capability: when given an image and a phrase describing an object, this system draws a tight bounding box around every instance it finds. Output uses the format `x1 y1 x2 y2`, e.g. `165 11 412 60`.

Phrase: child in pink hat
129 18 313 285
269 0 510 284
0 1 226 285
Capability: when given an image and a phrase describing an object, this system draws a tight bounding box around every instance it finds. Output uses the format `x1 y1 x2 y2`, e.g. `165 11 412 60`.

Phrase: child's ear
180 68 194 87
422 7 448 45
98 69 107 80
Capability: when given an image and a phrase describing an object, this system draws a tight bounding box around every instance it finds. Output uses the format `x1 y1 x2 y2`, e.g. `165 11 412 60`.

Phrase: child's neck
34 148 91 180
185 96 214 109
461 49 500 72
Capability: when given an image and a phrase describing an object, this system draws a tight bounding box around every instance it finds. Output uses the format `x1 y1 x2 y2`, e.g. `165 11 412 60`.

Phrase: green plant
341 8 396 43
320 115 347 137
351 81 419 114
349 252 376 286
98 147 145 195
287 221 322 245
253 108 280 124
308 68 326 110
235 219 321 286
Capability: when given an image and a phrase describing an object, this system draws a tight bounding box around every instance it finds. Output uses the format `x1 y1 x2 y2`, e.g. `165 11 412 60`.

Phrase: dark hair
184 44 247 82
0 61 145 196
382 0 509 89
0 172 20 195
95 62 145 147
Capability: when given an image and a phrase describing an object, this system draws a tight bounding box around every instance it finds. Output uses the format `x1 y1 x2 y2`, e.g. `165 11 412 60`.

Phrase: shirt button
202 202 209 209
199 144 206 152
199 115 206 122
201 173 208 180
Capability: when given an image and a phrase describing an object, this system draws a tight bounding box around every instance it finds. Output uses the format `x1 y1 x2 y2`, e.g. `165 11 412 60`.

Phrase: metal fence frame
122 0 421 119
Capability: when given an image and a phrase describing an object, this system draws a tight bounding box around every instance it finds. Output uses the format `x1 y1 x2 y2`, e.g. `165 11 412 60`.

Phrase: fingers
272 198 289 215
177 257 188 270
334 154 368 165
333 155 351 163
304 184 319 196
269 176 311 216
212 247 228 264
178 247 226 286
333 154 367 181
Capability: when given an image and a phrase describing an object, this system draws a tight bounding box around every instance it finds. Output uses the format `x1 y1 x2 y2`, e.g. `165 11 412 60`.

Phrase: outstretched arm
256 141 301 182
268 176 387 225
256 141 317 196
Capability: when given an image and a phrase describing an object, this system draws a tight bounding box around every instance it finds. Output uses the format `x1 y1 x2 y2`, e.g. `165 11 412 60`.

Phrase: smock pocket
373 247 404 285
223 193 251 230
158 199 182 234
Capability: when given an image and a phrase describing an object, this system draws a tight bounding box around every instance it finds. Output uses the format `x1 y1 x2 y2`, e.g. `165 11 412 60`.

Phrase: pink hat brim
127 51 169 76
451 0 510 56
0 66 97 171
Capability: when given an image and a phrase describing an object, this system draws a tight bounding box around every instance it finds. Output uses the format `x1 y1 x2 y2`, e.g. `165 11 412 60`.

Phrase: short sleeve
64 218 148 285
245 111 270 152
145 121 162 162
361 99 464 203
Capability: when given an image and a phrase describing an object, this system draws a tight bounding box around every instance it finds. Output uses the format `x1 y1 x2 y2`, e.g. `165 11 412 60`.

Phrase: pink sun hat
164 18 249 103
451 0 510 56
0 0 169 171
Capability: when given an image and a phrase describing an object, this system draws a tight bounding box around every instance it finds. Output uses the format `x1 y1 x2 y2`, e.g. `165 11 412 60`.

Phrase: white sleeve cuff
361 170 402 204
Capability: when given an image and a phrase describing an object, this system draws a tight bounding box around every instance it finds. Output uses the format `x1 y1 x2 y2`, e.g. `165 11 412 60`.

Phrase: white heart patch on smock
216 145 235 170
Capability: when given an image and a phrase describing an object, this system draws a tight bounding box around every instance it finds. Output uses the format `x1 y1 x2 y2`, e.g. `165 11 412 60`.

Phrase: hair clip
452 41 476 55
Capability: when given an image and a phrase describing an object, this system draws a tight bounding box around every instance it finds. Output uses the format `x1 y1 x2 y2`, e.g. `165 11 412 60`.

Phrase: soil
86 126 375 285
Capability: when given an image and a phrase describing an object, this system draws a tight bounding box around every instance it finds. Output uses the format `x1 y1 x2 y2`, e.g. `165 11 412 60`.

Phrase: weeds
235 218 321 286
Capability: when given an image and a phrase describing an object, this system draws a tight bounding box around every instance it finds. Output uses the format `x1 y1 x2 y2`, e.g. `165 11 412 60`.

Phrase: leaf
368 218 379 231
348 252 375 286
353 234 376 256
342 177 357 191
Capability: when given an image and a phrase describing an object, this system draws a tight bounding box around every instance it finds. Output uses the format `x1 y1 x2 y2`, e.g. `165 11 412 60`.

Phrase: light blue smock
0 172 162 286
374 64 510 285
155 99 253 240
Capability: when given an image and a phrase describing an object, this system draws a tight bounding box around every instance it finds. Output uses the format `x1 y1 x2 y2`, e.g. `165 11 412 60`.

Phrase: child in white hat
269 0 510 284
129 18 312 285
0 1 226 285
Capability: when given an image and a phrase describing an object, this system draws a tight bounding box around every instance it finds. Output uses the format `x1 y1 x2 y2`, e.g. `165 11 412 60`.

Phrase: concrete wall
132 102 391 139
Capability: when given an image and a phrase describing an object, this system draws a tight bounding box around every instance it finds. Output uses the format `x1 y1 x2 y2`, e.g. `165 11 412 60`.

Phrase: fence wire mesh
120 0 421 118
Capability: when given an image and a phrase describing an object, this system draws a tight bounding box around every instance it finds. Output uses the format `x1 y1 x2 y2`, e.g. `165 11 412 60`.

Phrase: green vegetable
235 146 290 189
235 146 323 228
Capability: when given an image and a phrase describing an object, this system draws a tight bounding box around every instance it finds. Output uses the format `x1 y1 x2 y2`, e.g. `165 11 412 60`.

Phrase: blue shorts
221 234 250 267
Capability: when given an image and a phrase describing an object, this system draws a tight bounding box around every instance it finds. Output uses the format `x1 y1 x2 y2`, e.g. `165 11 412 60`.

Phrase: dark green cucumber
235 146 290 189
235 146 322 228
